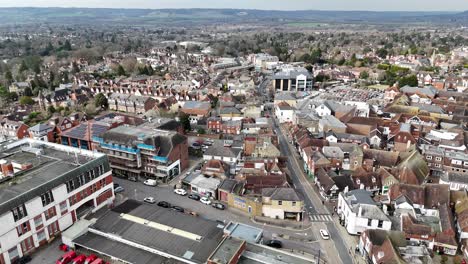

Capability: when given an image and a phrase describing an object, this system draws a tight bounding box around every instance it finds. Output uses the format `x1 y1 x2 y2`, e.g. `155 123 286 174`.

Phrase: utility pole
317 249 321 264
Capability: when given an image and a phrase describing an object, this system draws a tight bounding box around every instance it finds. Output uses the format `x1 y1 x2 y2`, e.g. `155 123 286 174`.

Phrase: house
261 188 304 221
184 172 221 198
315 168 354 200
9 82 30 95
203 141 242 170
384 86 400 103
319 115 347 133
251 138 281 159
391 150 428 186
388 123 417 152
315 100 355 119
0 119 29 140
322 143 363 171
219 106 243 121
108 93 157 114
201 159 230 179
275 102 296 123
388 184 450 215
337 189 392 235
181 101 211 124
439 172 468 191
274 92 297 108
28 123 54 142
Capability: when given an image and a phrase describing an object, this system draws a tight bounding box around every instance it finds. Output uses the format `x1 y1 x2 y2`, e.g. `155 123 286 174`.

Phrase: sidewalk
331 215 367 264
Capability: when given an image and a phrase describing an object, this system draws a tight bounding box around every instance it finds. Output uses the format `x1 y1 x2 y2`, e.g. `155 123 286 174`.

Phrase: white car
143 197 156 204
200 197 212 205
174 188 187 196
144 179 158 186
319 229 330 240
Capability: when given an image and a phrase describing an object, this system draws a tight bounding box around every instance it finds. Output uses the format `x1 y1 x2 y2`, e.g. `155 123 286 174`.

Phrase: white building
275 104 296 123
337 190 392 235
0 139 114 264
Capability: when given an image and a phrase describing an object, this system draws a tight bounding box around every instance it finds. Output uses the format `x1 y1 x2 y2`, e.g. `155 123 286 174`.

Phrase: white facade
275 106 295 124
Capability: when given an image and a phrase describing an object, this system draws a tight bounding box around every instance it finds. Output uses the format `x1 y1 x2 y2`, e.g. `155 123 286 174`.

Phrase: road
113 178 332 262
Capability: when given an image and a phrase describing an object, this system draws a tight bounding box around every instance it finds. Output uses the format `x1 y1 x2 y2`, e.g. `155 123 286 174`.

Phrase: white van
144 179 158 186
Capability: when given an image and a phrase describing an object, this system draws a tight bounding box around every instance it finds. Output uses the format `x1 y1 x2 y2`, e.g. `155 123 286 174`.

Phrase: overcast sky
0 0 466 12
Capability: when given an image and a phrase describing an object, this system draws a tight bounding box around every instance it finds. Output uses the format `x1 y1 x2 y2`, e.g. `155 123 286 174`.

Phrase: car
171 206 184 213
128 176 137 182
71 255 87 264
200 197 211 205
57 251 77 264
188 193 201 200
143 179 158 186
212 202 225 210
319 229 330 240
157 201 171 208
90 259 105 264
143 197 156 204
174 188 187 196
84 255 97 264
265 240 283 248
114 186 124 193
15 255 32 264
113 183 120 188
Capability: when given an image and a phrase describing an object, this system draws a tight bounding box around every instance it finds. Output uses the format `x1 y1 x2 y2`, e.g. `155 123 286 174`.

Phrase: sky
0 0 466 12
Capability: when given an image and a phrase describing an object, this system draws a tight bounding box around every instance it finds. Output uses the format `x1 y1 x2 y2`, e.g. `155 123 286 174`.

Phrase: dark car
265 240 283 249
212 202 225 210
157 201 171 208
13 255 32 264
188 194 201 200
113 183 120 189
171 206 184 213
128 176 137 182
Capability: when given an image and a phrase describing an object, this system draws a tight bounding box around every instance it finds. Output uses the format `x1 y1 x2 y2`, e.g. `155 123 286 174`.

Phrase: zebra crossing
309 214 333 222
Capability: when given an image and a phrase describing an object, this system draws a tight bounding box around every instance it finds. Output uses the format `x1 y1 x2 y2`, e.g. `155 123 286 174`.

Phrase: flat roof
209 237 245 264
82 200 224 264
239 243 314 264
224 222 263 243
0 139 108 215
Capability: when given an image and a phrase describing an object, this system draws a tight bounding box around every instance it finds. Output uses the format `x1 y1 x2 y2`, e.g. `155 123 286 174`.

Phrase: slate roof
262 187 302 201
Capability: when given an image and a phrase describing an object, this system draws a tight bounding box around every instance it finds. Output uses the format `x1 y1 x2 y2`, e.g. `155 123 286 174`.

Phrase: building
275 103 296 124
0 138 114 264
0 120 29 141
261 188 304 221
95 125 188 182
181 101 212 124
108 93 157 114
28 123 54 142
8 82 30 96
337 189 392 235
272 67 313 91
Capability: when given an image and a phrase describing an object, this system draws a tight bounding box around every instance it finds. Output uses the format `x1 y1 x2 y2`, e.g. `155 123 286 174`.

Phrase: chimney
0 160 14 177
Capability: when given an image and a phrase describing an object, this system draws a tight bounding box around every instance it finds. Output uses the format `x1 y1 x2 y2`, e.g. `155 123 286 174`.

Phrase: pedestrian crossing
309 214 333 222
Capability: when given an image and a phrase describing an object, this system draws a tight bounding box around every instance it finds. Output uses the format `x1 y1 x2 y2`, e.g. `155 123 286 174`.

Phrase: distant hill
0 7 465 26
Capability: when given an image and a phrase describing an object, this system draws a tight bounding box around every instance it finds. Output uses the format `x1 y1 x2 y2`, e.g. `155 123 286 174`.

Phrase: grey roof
319 115 347 129
204 141 242 158
411 103 445 114
274 92 297 101
219 107 241 115
342 189 376 205
322 100 355 113
400 85 438 97
0 139 109 216
262 188 302 201
272 69 312 79
83 200 224 264
359 204 391 221
29 123 53 132
441 172 468 184
183 101 211 110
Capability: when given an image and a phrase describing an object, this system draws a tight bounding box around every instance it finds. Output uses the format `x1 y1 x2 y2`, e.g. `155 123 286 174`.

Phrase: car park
320 229 330 240
157 201 171 208
171 206 184 213
143 179 158 186
57 251 77 264
174 188 187 196
188 193 201 200
143 197 156 204
200 197 211 205
114 186 124 193
212 202 225 210
265 240 283 248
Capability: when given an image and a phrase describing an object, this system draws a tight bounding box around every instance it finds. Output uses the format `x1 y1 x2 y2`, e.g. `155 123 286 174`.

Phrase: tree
4 70 13 85
94 93 108 110
63 40 72 51
399 75 418 87
23 87 33 96
359 71 369 80
116 64 126 76
72 61 80 74
376 48 388 59
19 60 28 73
179 113 191 132
197 128 206 135
19 96 34 105
47 105 56 114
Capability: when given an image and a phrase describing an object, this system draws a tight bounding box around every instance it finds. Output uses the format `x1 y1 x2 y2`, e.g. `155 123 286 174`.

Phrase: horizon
0 0 466 12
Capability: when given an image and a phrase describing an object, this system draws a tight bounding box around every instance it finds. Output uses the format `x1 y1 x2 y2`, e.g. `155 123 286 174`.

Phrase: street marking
309 214 333 222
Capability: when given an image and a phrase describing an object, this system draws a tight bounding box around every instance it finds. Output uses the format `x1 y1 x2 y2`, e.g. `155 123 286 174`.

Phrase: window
426 156 432 160
37 230 46 241
8 247 19 261
44 207 56 221
59 201 68 214
69 195 77 206
435 157 442 162
17 221 30 236
34 216 43 229
11 204 27 222
47 222 59 236
20 237 34 252
278 201 283 205
40 190 54 206
378 220 383 228
367 219 372 227
66 180 75 193
292 202 296 206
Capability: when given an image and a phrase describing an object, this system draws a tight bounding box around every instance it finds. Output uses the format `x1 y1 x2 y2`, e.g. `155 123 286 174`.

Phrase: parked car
84 255 97 264
71 255 86 264
172 206 184 213
319 229 330 240
157 201 171 208
114 186 124 193
188 193 201 200
265 240 283 248
174 188 187 196
113 183 120 189
144 197 156 204
14 255 32 264
144 179 158 186
212 202 225 210
57 251 77 264
200 197 211 205
90 259 106 264
128 176 137 182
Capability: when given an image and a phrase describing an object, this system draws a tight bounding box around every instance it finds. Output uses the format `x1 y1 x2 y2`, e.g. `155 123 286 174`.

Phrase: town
0 4 466 264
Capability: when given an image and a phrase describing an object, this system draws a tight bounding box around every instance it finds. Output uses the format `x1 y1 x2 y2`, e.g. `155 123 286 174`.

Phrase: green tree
179 113 191 132
116 64 126 76
359 71 369 80
47 105 56 114
197 128 206 134
63 40 72 51
4 70 13 85
94 93 108 110
19 60 28 73
399 75 418 87
19 96 34 105
376 48 388 59
72 61 80 74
